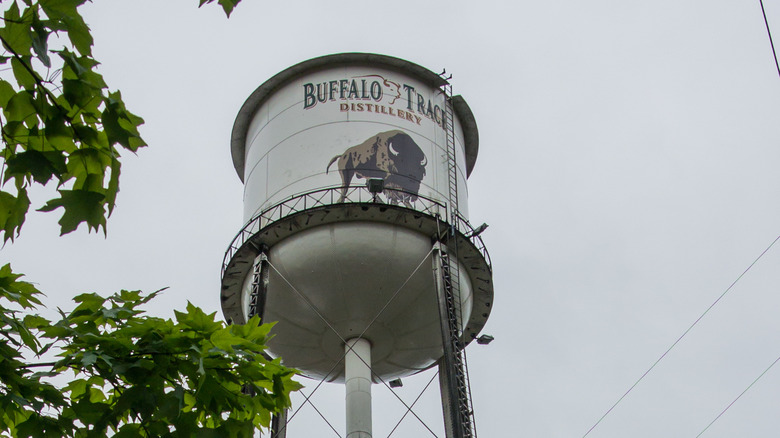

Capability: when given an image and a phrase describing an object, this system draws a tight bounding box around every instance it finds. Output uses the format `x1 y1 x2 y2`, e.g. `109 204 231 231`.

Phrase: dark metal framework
221 186 491 278
435 243 474 438
246 252 269 321
436 78 478 438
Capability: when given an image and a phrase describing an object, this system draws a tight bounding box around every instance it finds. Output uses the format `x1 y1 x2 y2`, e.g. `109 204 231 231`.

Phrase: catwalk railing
221 185 492 277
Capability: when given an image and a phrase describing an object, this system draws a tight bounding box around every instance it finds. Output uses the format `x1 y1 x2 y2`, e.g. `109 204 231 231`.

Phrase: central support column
345 338 372 438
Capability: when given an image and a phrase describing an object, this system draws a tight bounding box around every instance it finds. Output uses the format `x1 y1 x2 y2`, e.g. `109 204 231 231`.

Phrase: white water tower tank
220 53 493 386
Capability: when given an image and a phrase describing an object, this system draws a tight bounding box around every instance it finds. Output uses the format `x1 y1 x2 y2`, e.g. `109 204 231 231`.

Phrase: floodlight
476 334 494 345
366 179 384 194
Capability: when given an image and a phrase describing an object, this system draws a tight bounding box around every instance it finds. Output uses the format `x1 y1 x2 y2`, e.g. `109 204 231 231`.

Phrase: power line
696 353 780 437
760 0 780 79
582 234 780 437
690 2 780 435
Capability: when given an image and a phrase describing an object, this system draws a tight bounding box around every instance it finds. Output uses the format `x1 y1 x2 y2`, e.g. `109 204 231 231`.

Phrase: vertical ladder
441 80 459 223
441 78 466 342
438 75 477 438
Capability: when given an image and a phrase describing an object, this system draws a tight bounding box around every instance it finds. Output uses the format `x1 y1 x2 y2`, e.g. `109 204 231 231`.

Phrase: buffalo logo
326 130 427 206
354 75 402 105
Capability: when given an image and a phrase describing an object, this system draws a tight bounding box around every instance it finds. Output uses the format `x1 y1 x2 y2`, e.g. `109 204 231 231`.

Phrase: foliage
0 0 240 242
0 264 301 437
0 0 302 436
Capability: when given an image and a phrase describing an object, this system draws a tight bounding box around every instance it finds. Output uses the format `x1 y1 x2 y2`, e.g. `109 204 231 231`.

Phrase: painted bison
326 130 427 206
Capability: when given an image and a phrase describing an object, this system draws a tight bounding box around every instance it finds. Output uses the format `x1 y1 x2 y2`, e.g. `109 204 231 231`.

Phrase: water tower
220 53 493 438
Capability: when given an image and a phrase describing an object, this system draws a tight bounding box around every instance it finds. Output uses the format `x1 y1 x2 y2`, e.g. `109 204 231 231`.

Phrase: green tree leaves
199 0 243 17
0 264 69 435
0 1 300 436
0 264 300 436
38 189 106 234
0 189 30 238
0 0 147 242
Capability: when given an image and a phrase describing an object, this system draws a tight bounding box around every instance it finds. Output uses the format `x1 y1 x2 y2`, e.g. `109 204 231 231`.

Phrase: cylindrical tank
221 53 493 382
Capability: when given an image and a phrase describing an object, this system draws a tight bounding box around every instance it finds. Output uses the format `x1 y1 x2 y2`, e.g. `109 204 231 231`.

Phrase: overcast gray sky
4 0 780 437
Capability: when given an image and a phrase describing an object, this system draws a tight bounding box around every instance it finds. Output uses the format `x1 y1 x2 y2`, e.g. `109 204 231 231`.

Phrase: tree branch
19 361 57 369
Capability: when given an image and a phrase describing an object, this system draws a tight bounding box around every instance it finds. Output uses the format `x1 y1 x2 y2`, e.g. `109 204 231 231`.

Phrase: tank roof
230 52 479 181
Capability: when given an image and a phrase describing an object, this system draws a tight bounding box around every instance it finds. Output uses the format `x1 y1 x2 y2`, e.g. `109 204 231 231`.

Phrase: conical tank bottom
259 221 472 382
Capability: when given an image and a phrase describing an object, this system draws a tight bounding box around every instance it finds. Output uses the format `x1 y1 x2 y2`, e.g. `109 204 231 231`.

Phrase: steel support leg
270 409 288 438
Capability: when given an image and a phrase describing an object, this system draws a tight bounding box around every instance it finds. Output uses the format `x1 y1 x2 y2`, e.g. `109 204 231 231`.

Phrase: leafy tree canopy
0 265 300 436
0 0 240 241
0 0 302 436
